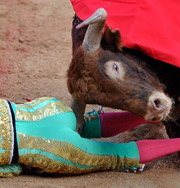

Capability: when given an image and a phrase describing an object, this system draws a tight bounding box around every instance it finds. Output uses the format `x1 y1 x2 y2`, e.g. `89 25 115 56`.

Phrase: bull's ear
101 26 122 52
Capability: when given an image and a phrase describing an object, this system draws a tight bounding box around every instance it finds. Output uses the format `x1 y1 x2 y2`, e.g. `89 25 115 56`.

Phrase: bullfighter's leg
99 112 148 137
15 117 141 174
82 110 180 165
137 139 180 163
81 110 148 138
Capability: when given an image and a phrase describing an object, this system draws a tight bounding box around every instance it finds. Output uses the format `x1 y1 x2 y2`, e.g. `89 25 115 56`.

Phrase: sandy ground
0 0 180 187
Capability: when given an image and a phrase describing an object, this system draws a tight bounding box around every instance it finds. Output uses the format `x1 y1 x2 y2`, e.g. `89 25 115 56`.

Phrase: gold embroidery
15 98 72 121
0 165 22 177
17 97 57 109
18 133 139 172
0 100 13 165
19 153 102 174
84 112 99 122
116 157 139 170
0 172 15 177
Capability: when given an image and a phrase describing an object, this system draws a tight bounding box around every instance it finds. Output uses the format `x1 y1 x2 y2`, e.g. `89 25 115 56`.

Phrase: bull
67 8 180 138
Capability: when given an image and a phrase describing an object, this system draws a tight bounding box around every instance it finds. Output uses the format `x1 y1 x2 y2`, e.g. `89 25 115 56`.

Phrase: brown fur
101 26 122 52
67 43 164 117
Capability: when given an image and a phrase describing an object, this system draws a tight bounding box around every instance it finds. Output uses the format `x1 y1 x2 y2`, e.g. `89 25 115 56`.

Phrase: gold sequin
19 153 105 174
0 164 22 177
15 97 72 121
0 100 13 165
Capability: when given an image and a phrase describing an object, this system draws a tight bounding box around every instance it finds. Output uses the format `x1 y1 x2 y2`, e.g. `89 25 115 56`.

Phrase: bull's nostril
154 99 161 109
146 92 172 121
151 117 160 122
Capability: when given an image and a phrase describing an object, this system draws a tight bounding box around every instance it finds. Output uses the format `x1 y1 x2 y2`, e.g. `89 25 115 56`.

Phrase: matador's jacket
0 97 141 177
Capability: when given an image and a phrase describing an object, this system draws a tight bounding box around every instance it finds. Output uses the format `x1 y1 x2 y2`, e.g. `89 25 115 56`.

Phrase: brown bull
67 8 180 137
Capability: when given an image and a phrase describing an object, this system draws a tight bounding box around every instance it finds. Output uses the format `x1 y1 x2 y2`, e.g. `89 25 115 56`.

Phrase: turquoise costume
0 97 141 177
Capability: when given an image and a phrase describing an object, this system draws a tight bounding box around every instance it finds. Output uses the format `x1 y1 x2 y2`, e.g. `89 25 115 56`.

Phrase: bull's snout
145 91 172 122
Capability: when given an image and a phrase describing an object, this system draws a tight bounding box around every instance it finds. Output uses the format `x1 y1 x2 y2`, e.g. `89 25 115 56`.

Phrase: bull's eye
105 60 125 81
113 63 119 72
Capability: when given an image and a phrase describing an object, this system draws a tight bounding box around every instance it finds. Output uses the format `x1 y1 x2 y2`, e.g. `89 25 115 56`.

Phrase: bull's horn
76 8 107 51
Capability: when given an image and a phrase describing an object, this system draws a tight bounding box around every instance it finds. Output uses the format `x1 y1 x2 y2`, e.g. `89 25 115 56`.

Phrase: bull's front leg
71 97 86 133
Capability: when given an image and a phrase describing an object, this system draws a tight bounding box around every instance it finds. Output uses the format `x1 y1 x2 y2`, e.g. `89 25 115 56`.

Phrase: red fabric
71 0 180 68
137 139 180 163
99 112 147 137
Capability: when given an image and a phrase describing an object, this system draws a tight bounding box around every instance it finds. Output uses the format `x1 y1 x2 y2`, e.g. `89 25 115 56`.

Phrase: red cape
71 0 180 68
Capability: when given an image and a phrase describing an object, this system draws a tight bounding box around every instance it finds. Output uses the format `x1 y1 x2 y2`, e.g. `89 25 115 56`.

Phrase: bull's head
67 8 172 132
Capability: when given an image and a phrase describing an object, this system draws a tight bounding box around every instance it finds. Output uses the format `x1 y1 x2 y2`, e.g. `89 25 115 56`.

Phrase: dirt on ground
0 0 180 187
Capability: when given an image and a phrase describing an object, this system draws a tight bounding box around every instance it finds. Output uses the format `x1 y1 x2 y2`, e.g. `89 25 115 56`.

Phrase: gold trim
16 97 58 109
0 172 15 177
0 100 13 165
15 98 72 121
0 164 22 177
19 153 102 174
